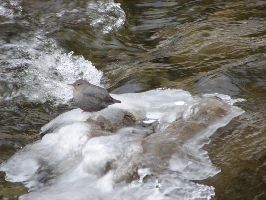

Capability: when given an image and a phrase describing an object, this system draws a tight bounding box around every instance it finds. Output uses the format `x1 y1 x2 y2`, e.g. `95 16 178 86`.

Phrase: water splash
54 0 126 34
88 0 126 34
0 33 102 104
0 0 22 19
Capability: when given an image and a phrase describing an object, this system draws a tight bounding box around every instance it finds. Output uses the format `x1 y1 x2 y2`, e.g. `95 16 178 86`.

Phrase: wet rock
140 97 229 171
188 98 228 121
88 108 137 132
110 125 157 183
0 171 27 200
112 157 139 183
205 111 266 200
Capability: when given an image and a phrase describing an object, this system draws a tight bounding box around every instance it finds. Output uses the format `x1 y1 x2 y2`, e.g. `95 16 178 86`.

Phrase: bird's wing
82 85 112 101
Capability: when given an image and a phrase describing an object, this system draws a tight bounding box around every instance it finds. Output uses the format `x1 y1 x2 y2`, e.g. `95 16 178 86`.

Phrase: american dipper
69 79 121 112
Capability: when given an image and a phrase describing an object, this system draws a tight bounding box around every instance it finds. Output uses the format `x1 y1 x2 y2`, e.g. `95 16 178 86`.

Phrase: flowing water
0 0 265 199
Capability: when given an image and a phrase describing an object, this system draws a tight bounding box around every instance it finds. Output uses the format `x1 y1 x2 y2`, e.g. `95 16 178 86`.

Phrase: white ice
0 89 244 200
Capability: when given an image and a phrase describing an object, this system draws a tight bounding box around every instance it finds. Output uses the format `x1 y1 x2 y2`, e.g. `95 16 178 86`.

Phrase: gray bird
69 79 121 112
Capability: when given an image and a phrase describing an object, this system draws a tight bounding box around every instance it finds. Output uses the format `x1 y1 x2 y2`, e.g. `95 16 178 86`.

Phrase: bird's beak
68 83 73 86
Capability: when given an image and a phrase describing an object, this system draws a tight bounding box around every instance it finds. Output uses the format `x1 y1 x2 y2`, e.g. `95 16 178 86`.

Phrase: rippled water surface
0 0 266 199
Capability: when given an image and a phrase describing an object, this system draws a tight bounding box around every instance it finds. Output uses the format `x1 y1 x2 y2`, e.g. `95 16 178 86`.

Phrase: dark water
0 0 266 199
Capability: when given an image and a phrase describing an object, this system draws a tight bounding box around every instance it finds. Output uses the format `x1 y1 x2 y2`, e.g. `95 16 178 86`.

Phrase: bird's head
68 79 90 91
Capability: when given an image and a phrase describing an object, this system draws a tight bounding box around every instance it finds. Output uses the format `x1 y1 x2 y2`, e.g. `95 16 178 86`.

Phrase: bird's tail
113 98 121 103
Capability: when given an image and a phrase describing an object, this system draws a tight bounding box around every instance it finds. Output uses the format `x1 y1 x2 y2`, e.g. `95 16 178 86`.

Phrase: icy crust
0 89 244 200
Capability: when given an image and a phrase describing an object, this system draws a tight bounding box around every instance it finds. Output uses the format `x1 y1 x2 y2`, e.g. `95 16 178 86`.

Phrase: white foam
54 0 126 34
137 168 152 183
0 89 245 200
1 33 102 104
0 0 22 19
87 1 126 34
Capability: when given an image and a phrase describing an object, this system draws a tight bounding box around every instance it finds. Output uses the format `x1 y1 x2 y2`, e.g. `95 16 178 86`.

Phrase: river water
0 0 265 199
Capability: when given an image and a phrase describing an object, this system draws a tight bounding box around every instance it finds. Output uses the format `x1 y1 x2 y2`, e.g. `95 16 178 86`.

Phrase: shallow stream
0 0 266 199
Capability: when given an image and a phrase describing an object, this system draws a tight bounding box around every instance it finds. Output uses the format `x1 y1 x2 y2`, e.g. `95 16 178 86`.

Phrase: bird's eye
77 83 80 86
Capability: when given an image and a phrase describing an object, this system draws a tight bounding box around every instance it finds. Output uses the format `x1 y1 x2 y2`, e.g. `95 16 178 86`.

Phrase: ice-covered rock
0 89 244 200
